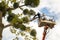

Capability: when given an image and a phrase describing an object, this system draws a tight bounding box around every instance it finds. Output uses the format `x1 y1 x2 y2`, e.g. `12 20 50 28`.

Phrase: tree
30 29 36 36
0 0 40 40
25 0 40 7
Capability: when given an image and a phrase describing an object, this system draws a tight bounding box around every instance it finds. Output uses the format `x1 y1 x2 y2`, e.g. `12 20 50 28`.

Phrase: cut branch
6 7 14 11
19 5 26 10
19 5 26 7
4 24 13 28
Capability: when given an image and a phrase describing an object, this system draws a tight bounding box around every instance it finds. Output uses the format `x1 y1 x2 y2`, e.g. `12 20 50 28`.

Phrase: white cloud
2 0 60 40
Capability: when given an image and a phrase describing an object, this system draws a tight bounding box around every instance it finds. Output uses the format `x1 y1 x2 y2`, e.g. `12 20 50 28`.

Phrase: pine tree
0 0 40 40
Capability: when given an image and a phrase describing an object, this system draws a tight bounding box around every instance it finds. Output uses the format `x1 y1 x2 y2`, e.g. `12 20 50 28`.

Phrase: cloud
2 0 60 40
40 7 58 20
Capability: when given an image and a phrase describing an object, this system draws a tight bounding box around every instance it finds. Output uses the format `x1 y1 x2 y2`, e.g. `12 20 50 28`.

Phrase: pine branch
19 5 26 10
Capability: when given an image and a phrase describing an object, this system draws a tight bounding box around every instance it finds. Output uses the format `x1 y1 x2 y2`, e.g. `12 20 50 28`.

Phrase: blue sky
40 7 58 20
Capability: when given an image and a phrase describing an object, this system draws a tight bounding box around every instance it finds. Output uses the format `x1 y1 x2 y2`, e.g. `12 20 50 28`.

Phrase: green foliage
18 19 23 24
14 24 26 31
0 1 6 11
23 9 29 15
33 37 37 40
10 16 29 24
13 2 19 9
23 9 35 15
11 0 16 3
30 29 36 36
13 37 18 40
7 8 12 14
10 28 16 33
25 0 40 7
11 17 19 24
21 32 25 36
7 13 15 22
13 23 20 28
22 16 29 23
26 27 31 32
20 24 26 31
8 14 24 25
29 9 35 15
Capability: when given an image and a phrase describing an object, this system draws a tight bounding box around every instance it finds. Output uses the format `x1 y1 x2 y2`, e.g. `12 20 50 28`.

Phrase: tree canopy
25 0 40 7
0 0 40 40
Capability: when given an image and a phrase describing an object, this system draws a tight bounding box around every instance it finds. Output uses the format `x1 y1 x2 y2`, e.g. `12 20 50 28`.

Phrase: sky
2 0 60 40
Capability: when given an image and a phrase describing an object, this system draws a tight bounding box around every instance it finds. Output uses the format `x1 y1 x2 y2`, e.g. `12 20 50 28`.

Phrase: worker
42 13 46 20
31 12 41 21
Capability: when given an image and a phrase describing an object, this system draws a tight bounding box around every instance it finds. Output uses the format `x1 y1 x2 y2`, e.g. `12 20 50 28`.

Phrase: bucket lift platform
38 19 55 40
38 19 55 28
31 13 56 40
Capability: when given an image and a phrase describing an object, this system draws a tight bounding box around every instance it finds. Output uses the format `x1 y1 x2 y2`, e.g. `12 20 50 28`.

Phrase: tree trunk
0 11 4 40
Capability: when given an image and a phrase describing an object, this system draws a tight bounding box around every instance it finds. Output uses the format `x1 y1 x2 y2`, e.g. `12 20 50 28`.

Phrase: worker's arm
30 14 38 21
30 12 41 21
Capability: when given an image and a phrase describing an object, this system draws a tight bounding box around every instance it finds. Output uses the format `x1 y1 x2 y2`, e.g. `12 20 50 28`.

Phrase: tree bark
0 11 4 40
